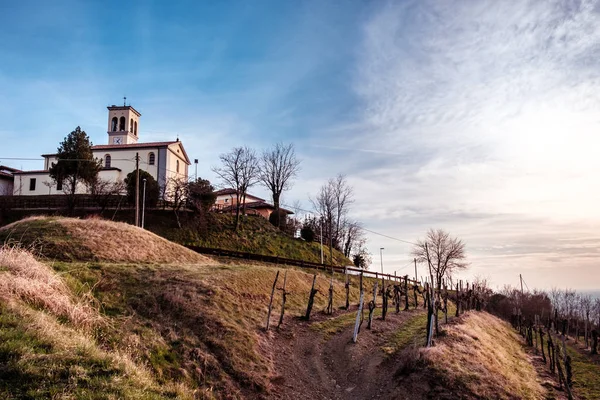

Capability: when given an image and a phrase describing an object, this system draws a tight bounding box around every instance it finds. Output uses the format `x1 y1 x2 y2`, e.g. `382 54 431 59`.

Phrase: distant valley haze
1 0 599 292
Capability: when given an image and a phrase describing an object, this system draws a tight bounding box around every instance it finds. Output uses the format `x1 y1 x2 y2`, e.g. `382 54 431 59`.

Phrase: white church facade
11 104 190 196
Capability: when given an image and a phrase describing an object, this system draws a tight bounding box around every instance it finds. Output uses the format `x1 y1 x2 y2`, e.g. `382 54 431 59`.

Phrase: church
11 103 190 196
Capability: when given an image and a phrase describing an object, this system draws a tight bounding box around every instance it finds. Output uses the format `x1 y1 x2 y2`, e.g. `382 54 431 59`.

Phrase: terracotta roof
107 105 141 117
0 165 20 173
0 171 14 180
12 170 50 175
219 200 293 214
42 141 191 165
91 141 178 150
214 188 265 201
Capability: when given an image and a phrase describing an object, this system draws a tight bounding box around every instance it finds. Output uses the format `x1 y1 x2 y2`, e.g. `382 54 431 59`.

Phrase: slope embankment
0 217 556 399
0 216 213 264
269 311 554 400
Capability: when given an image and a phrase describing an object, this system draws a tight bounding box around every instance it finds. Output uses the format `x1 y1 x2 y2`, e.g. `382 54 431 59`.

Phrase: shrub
300 226 315 242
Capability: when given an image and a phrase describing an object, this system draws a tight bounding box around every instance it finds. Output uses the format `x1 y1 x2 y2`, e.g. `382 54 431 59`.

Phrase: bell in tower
106 99 142 145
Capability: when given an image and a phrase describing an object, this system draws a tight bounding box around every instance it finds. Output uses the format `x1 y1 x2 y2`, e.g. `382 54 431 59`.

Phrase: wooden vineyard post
367 281 379 329
425 283 433 347
326 272 334 315
266 271 280 331
381 277 387 321
305 274 318 320
539 327 546 364
353 271 365 343
404 275 409 311
344 268 350 310
277 271 288 329
413 282 419 309
443 284 448 324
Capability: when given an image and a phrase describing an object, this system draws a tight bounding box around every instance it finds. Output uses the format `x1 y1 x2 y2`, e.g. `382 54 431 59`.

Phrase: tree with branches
259 142 301 226
413 229 467 335
49 126 101 214
311 174 354 263
212 146 259 230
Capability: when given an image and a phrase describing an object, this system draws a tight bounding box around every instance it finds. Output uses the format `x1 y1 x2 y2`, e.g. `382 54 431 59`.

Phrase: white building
11 104 190 196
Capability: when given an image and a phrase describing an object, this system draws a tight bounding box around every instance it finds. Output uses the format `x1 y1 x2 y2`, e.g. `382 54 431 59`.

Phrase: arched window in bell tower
130 118 133 133
111 117 118 132
119 117 126 131
134 121 138 136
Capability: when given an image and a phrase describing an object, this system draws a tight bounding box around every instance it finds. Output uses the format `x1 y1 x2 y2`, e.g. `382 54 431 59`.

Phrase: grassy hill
0 217 363 399
146 212 352 266
0 211 352 267
0 217 579 399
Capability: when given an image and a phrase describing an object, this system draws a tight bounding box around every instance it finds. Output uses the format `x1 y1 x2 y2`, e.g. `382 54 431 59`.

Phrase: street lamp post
320 217 324 264
380 247 385 275
141 178 147 229
194 159 198 181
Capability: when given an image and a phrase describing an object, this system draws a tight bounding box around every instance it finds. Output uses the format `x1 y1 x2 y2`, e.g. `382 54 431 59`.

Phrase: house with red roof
11 104 190 196
213 188 293 219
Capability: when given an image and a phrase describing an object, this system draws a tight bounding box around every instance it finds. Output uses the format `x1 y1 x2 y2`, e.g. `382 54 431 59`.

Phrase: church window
148 152 155 165
119 117 125 131
105 154 111 168
176 160 180 173
134 121 138 136
130 118 134 133
111 117 118 132
29 178 36 191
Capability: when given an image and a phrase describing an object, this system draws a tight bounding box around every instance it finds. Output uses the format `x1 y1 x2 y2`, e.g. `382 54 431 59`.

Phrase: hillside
0 216 213 264
0 217 564 399
147 212 352 266
0 212 352 267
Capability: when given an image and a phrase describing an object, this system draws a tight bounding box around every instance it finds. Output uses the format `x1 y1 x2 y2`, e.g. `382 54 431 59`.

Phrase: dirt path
268 307 428 400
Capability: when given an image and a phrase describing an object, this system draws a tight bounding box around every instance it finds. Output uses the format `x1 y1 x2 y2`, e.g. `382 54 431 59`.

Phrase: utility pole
135 152 140 227
320 217 324 264
519 273 524 316
414 258 417 282
141 178 147 229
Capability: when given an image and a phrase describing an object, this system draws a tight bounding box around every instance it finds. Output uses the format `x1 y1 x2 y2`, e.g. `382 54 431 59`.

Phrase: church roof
214 188 265 201
41 141 191 165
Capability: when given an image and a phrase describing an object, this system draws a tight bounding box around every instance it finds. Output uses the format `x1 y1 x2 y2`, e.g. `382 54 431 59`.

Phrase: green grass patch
382 312 428 355
311 308 383 339
566 345 600 400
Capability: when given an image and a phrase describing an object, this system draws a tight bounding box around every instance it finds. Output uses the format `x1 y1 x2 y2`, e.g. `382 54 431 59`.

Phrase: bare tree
164 176 189 228
581 295 592 348
259 143 301 224
87 177 125 213
212 146 259 230
413 229 467 335
311 174 354 263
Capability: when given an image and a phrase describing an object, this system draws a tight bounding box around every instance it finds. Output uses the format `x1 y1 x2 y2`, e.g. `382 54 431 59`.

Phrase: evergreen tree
49 126 101 213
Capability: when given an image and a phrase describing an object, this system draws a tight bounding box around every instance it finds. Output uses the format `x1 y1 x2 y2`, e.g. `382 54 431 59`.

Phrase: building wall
96 148 159 181
214 193 264 206
12 169 123 196
0 178 13 196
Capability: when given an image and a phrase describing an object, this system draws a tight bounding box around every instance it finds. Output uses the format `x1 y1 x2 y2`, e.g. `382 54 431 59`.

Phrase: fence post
277 271 288 329
353 272 365 343
305 274 318 320
266 271 280 331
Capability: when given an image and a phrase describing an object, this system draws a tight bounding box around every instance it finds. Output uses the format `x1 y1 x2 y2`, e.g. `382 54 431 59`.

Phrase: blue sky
2 0 600 291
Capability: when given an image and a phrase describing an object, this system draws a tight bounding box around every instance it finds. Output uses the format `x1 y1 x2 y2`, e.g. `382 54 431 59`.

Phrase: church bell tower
107 98 141 145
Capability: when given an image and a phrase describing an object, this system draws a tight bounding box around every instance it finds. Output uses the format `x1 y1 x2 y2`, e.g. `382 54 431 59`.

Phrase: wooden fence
184 244 418 285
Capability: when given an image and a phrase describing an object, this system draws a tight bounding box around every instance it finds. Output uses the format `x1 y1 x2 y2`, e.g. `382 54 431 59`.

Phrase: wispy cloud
339 0 600 289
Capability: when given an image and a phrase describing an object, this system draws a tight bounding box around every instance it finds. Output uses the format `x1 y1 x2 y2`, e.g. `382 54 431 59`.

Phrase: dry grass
422 311 546 400
0 245 199 399
0 216 215 265
0 246 101 329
